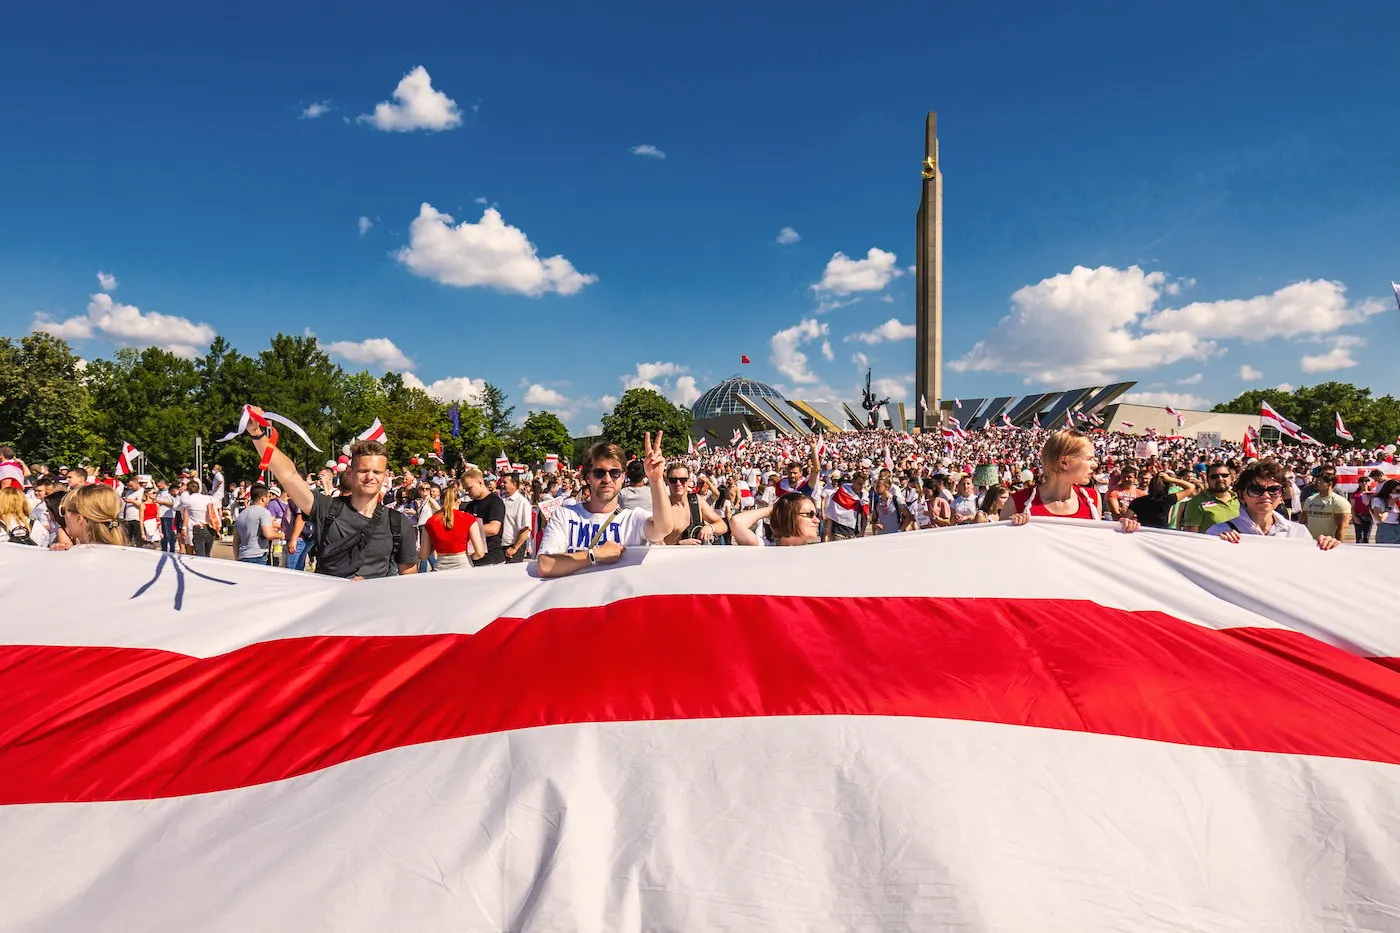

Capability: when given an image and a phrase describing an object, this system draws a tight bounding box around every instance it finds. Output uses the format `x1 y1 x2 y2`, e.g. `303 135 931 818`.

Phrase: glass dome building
690 376 788 419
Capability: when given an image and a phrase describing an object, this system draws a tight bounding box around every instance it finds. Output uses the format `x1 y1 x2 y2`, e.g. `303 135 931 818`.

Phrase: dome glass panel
690 377 788 419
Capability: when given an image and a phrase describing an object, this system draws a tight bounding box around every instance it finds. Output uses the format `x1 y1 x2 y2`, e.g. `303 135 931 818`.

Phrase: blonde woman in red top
419 485 486 571
1001 430 1140 532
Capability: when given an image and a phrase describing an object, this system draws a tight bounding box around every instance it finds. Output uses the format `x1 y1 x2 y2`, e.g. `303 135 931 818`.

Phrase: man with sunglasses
1206 459 1338 548
662 464 728 545
1181 462 1241 533
537 433 673 578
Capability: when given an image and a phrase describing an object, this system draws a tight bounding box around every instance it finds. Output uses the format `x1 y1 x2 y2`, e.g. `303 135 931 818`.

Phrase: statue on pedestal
861 369 890 430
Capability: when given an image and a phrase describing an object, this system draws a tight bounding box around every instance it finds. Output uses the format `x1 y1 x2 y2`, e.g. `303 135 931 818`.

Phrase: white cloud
599 394 618 410
630 144 666 159
672 375 701 405
395 203 596 296
620 362 700 405
524 383 569 407
871 376 911 402
585 424 602 436
96 271 117 291
33 292 215 359
1177 372 1203 385
812 248 903 296
776 227 801 245
301 101 331 119
1121 391 1210 409
1143 279 1383 342
851 351 869 368
1276 383 1296 393
326 337 413 371
1300 344 1359 373
950 265 1217 384
820 339 834 361
845 318 916 345
357 216 373 235
769 318 828 384
359 66 462 132
473 196 489 205
1238 365 1263 380
951 265 1384 386
401 372 487 404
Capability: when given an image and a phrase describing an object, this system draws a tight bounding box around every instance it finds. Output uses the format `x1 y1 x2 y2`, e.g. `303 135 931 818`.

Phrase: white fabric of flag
4 523 1400 931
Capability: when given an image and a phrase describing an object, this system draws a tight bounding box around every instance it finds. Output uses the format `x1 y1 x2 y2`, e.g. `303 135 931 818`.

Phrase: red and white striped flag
544 453 560 473
695 437 708 452
883 447 894 472
730 429 742 447
1261 401 1306 442
1032 413 1041 429
494 451 510 472
1001 413 1013 429
3 526 1400 930
688 436 695 455
1242 427 1259 460
115 441 141 475
1165 406 1184 427
1335 412 1354 442
357 418 386 443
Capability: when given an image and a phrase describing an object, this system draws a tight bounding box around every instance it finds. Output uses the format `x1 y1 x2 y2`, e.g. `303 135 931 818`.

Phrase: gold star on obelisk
921 156 937 179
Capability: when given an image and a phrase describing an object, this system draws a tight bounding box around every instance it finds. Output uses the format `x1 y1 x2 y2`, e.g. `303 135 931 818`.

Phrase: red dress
425 510 477 555
1011 485 1102 520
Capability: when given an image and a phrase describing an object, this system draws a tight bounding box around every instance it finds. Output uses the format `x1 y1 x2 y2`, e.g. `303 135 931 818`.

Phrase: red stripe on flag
4 596 1400 804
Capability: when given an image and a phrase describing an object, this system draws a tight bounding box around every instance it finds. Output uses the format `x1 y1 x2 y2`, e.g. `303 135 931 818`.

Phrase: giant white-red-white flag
4 525 1400 931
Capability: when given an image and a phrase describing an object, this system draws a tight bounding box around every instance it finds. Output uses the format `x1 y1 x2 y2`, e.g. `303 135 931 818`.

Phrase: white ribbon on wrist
217 404 323 451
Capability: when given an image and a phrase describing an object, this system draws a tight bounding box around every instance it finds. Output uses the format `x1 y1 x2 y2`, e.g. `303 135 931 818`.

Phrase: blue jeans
237 556 268 565
1378 523 1400 546
160 515 177 552
286 537 308 571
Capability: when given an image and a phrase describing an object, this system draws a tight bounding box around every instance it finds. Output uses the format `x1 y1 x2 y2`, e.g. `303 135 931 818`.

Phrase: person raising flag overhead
115 442 141 476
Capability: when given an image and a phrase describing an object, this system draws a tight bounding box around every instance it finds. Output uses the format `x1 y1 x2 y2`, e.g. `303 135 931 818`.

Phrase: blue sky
2 0 1398 432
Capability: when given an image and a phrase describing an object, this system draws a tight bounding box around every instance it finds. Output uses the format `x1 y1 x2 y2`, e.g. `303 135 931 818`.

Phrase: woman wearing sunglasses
1206 459 1339 549
729 493 822 547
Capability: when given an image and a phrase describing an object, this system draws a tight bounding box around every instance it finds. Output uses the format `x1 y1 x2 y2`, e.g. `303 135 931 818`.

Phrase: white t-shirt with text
538 502 652 555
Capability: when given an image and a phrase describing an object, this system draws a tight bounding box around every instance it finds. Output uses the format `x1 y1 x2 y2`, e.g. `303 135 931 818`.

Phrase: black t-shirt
1128 492 1175 529
310 492 416 578
462 494 506 565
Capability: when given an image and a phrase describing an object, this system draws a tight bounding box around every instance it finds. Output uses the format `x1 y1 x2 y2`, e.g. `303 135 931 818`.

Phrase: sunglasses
796 510 818 519
589 468 623 480
1208 473 1230 479
667 476 689 484
1244 483 1285 498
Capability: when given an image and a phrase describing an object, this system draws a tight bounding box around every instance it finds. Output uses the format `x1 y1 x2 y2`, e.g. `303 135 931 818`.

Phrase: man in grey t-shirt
232 483 284 564
616 458 651 511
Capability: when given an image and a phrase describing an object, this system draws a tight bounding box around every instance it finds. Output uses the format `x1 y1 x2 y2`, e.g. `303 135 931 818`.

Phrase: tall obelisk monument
914 111 943 428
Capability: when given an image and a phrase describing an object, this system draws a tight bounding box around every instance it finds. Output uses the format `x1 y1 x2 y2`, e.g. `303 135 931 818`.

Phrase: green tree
252 334 346 471
379 372 452 466
479 382 516 440
600 388 693 458
513 411 572 466
193 337 262 478
86 347 200 474
1214 382 1400 448
0 333 102 466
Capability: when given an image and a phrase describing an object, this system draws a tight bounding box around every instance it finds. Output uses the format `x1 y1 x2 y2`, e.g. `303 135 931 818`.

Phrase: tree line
1212 381 1400 448
0 332 695 481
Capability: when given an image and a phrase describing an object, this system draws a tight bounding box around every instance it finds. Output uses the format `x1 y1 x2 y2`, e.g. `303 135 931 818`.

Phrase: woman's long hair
978 484 1006 515
61 485 127 546
441 485 459 530
0 487 30 530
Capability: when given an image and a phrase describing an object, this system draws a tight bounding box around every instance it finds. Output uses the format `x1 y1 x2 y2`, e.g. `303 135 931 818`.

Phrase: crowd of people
1 421 1397 576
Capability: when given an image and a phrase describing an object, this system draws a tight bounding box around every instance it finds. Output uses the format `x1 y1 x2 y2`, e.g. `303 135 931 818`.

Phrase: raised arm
641 431 674 544
729 504 771 547
245 406 315 513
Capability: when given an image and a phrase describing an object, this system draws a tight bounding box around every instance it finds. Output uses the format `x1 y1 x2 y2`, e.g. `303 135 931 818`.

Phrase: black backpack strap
386 508 404 563
688 492 702 529
315 499 381 569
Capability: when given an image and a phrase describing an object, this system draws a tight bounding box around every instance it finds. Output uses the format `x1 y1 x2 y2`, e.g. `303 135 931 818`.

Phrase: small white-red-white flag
688 436 695 455
814 434 827 461
544 454 560 473
883 447 894 471
1121 421 1135 429
357 418 386 443
1335 412 1354 442
494 451 510 472
919 394 928 409
1261 401 1305 442
1032 413 1041 429
730 429 742 447
1001 414 1013 429
116 442 141 475
1242 428 1259 460
1165 406 1184 427
695 438 708 452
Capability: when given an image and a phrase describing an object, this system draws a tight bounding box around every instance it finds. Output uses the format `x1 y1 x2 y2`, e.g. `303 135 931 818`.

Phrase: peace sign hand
642 431 667 486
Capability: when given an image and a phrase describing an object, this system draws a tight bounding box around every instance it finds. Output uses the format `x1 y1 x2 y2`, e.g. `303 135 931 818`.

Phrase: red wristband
257 426 279 471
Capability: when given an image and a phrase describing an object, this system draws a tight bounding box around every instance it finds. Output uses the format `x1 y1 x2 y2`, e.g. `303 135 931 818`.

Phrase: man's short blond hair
462 467 484 481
